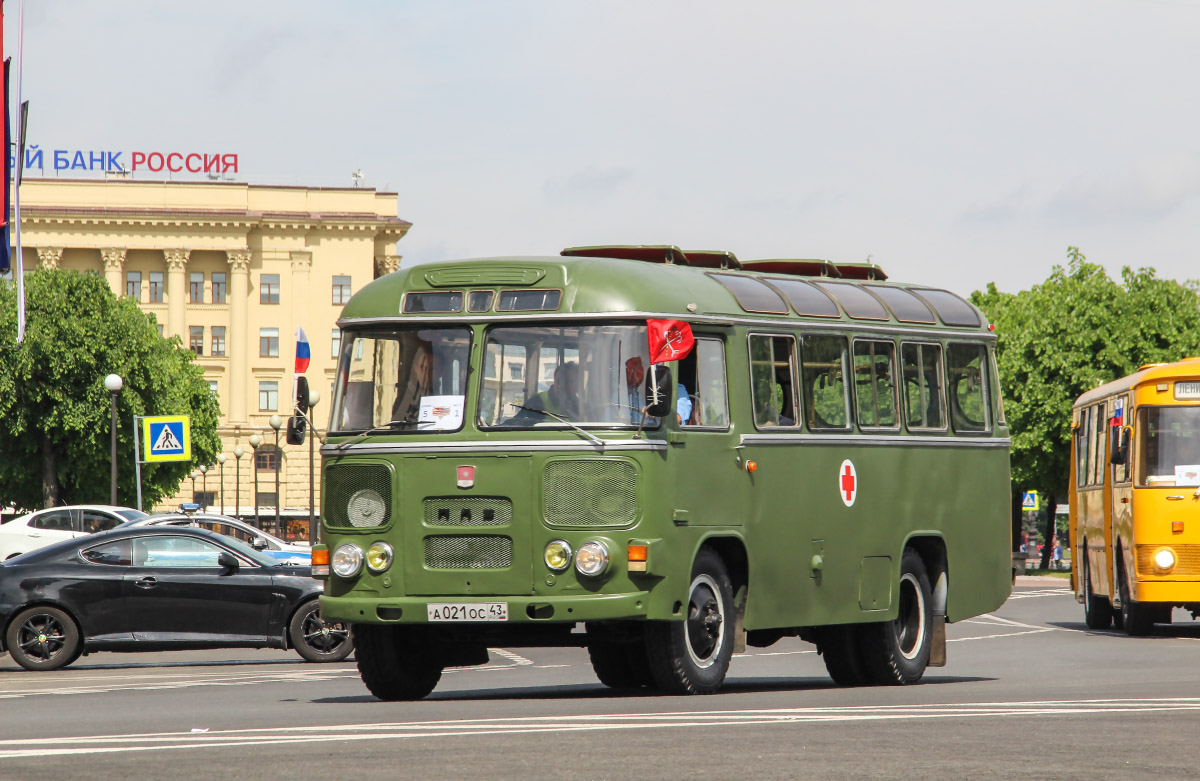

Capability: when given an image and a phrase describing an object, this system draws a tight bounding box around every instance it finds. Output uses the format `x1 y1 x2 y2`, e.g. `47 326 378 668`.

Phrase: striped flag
294 326 310 374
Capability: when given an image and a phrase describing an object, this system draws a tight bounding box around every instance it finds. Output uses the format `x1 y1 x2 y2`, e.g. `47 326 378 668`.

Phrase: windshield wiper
510 404 606 449
335 419 415 450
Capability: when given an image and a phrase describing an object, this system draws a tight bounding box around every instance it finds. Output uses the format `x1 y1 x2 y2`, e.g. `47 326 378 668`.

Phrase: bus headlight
348 489 386 528
366 542 394 574
575 541 610 577
544 540 572 572
332 543 364 578
1153 547 1176 573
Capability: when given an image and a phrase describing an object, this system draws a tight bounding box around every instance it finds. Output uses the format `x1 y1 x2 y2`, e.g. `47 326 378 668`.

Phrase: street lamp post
200 464 208 510
216 453 227 514
104 374 123 505
190 469 198 502
269 415 283 538
308 388 321 544
233 446 245 519
248 433 262 528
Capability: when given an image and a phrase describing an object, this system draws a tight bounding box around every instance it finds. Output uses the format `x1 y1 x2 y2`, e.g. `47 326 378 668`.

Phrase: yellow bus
1071 358 1200 634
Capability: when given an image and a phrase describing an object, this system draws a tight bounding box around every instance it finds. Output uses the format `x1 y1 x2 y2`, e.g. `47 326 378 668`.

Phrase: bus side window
1076 407 1090 486
802 334 850 430
947 343 989 433
853 339 898 429
749 334 799 428
679 338 729 427
901 342 947 431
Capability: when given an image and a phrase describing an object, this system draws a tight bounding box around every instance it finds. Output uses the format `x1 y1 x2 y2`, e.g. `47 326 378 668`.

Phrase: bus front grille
324 464 392 528
424 497 511 527
1137 544 1200 577
543 460 637 527
425 535 513 569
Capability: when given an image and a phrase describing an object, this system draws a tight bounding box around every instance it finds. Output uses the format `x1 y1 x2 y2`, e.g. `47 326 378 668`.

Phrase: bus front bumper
1132 580 1200 604
320 590 654 625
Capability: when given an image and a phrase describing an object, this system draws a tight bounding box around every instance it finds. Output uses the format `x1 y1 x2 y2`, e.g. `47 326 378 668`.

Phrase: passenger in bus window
677 383 694 424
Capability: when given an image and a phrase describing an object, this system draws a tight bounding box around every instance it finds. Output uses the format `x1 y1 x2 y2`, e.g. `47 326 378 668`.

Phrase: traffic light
286 414 306 445
295 376 310 416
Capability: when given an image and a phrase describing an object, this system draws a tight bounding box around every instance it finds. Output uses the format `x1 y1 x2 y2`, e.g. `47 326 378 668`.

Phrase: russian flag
294 326 310 374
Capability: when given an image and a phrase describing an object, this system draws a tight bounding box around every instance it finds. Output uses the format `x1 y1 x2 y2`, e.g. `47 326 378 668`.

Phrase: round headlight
332 543 364 578
348 489 386 528
1154 547 1176 572
366 541 394 574
575 540 610 577
544 540 572 572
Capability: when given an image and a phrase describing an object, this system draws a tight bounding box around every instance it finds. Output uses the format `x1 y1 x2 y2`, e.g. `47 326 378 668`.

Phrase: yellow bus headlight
544 540 572 572
1153 547 1176 574
366 542 394 574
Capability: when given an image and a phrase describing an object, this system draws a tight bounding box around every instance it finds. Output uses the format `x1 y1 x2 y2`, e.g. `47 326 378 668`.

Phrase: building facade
13 178 410 534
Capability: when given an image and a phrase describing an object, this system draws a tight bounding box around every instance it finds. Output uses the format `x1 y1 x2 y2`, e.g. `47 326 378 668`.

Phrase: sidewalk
1015 574 1070 587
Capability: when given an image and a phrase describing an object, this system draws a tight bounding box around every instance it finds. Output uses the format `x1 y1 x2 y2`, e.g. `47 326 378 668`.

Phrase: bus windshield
1137 406 1200 487
331 327 472 434
479 323 661 428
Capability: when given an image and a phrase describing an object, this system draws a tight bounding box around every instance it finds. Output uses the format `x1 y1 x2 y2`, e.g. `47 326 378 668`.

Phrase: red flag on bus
647 319 695 364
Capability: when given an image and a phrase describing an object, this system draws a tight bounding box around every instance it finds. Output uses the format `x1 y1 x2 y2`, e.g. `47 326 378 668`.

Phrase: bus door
670 336 743 528
1108 395 1133 581
1133 402 1200 575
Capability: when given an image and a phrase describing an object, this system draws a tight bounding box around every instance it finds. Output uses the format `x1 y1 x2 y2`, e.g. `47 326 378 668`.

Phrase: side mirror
643 365 673 418
251 537 269 551
217 551 239 571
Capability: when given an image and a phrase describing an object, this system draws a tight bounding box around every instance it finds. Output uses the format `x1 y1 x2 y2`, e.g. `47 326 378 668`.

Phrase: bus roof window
865 286 936 324
814 282 889 321
911 289 981 327
403 291 463 314
708 273 789 314
496 289 562 311
760 278 840 318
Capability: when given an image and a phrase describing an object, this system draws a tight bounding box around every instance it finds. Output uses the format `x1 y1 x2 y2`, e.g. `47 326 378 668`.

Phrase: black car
0 526 352 670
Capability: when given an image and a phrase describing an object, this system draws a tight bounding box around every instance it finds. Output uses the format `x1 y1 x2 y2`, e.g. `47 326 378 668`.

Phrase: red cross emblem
839 459 857 507
457 465 475 489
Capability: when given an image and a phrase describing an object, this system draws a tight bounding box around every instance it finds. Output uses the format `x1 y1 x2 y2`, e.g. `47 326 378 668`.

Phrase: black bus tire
818 625 870 686
858 549 933 685
645 548 735 695
1083 551 1114 630
353 624 442 700
5 606 81 671
1119 564 1154 637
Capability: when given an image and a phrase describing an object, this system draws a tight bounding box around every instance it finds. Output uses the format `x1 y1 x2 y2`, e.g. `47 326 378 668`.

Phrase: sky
7 0 1200 299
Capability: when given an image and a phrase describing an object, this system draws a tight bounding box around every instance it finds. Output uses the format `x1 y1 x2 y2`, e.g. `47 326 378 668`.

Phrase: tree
971 247 1200 568
0 270 220 510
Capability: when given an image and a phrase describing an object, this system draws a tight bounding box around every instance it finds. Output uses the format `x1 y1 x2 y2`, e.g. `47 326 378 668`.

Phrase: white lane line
1006 589 1070 600
4 697 1200 759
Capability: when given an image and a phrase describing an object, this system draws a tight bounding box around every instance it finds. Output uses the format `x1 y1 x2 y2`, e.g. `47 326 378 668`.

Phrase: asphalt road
3 575 1199 780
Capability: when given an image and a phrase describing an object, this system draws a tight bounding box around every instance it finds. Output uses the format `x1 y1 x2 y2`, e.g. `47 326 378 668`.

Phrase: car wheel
289 600 353 663
5 606 81 671
644 548 735 694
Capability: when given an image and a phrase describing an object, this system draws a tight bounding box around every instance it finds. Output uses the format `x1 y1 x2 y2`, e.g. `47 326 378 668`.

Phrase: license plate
427 602 508 622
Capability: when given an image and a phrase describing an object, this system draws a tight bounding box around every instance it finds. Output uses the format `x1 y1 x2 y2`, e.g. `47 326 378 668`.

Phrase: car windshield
1137 405 1200 487
480 323 661 428
330 327 472 434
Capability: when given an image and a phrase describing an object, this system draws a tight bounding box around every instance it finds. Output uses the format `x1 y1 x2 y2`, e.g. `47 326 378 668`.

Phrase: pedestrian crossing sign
1021 491 1040 511
143 415 191 462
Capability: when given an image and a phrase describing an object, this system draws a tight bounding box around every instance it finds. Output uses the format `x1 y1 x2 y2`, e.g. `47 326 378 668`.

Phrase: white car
123 512 312 565
0 505 149 560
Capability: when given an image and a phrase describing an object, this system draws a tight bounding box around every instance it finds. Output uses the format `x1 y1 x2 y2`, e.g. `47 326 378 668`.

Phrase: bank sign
10 147 240 176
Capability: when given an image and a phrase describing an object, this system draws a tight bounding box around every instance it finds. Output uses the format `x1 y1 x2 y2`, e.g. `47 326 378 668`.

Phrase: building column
36 247 63 271
374 253 401 278
227 249 252 425
102 248 127 295
164 249 190 340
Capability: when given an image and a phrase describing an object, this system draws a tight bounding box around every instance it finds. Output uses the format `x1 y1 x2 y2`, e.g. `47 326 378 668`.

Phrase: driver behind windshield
516 361 580 421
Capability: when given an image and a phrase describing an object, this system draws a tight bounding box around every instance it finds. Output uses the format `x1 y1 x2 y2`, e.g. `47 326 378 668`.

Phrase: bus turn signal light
746 461 758 473
628 544 648 572
1173 521 1185 533
311 547 330 576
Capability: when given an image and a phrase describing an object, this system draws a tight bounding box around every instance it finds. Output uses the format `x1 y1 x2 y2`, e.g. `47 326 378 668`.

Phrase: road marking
3 697 1200 759
1006 588 1070 600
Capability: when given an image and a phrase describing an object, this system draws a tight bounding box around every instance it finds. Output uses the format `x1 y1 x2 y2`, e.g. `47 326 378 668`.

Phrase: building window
193 491 217 509
156 324 164 337
260 327 279 357
260 274 280 304
256 445 280 472
148 272 164 303
332 275 351 305
259 380 278 411
207 380 219 397
331 328 341 358
189 326 204 355
257 491 278 508
190 272 205 303
211 272 227 304
211 326 226 357
125 272 142 301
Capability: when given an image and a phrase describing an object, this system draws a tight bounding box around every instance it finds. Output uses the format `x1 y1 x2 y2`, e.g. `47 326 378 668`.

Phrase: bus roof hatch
561 245 689 265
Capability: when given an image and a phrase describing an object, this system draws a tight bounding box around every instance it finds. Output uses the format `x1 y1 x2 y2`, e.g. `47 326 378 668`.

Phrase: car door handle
134 576 158 588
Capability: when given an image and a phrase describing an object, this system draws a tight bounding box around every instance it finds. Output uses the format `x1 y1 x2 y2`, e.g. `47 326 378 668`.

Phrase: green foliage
971 247 1200 498
0 270 220 510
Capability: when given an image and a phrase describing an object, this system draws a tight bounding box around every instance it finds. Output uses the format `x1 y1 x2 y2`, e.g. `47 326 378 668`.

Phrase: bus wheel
858 549 932 685
1082 552 1114 630
645 548 735 694
587 633 655 689
1119 565 1154 637
353 624 443 700
817 625 870 686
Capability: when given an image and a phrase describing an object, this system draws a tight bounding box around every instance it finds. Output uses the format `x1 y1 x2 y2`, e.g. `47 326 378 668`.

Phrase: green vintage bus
314 245 1012 700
